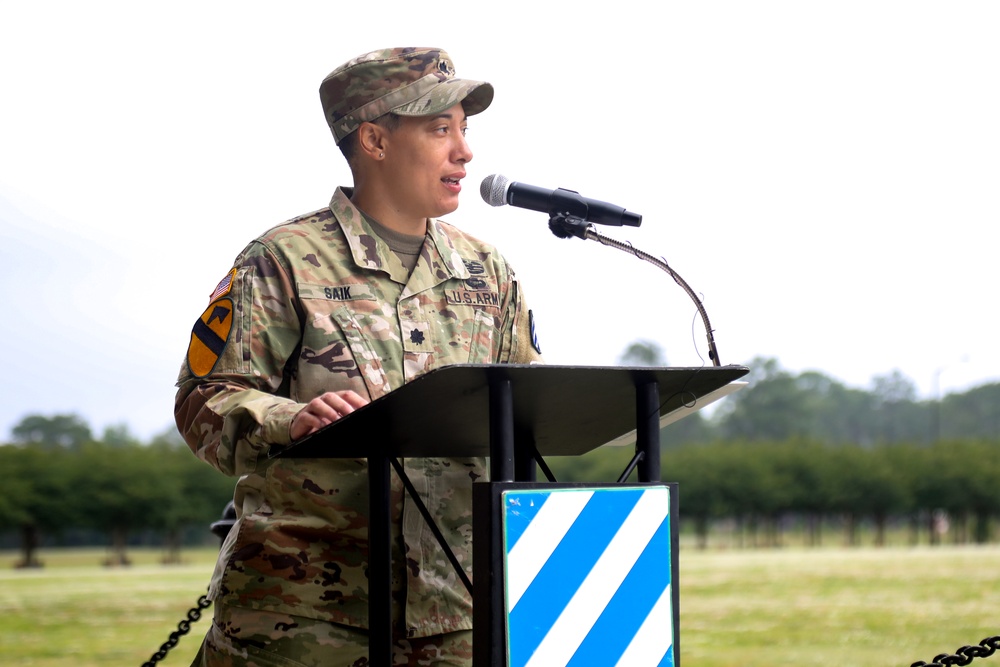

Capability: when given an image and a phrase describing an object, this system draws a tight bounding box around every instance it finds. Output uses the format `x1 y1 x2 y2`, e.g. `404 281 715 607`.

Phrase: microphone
480 174 642 227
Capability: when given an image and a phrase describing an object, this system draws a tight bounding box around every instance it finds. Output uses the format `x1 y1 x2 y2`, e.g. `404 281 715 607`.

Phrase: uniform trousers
191 601 472 667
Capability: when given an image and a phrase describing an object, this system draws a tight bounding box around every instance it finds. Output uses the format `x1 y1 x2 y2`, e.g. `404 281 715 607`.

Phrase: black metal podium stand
274 363 749 666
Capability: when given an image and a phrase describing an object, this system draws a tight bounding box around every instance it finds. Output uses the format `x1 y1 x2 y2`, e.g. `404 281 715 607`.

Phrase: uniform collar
329 187 470 283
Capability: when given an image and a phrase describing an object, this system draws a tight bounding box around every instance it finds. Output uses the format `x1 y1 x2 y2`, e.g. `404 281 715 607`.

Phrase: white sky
1 1 999 440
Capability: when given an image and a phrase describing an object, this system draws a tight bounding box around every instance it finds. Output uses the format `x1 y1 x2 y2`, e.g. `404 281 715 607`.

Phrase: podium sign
475 482 678 667
503 485 675 667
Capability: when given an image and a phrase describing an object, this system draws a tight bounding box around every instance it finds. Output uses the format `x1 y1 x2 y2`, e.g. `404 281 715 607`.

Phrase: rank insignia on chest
402 320 430 351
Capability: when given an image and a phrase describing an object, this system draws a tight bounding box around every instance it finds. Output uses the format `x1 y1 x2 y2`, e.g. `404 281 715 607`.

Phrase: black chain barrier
141 593 211 667
139 589 997 666
912 636 1000 667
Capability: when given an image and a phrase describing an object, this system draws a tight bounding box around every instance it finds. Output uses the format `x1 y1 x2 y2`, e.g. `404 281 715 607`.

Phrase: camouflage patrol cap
320 47 494 144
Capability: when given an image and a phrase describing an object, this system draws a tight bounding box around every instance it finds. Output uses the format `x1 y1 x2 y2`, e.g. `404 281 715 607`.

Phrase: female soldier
177 47 542 666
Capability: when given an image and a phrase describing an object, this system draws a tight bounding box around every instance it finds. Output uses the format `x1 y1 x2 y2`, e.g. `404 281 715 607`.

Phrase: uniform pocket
329 306 393 397
466 308 496 364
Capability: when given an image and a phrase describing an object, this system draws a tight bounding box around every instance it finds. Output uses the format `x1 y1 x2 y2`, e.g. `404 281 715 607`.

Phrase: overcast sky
2 1 998 440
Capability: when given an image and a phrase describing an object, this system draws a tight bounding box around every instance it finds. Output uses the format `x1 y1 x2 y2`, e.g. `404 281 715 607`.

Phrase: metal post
367 454 392 665
636 380 660 482
514 437 537 482
490 377 514 482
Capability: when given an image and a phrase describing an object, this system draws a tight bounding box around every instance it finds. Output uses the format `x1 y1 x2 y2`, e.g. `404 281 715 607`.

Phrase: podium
274 363 749 666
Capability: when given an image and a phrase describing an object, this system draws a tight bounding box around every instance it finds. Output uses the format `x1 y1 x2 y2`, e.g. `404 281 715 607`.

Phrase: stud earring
379 152 384 158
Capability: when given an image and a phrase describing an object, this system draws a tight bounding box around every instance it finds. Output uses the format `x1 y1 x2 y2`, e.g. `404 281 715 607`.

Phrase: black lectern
274 363 749 666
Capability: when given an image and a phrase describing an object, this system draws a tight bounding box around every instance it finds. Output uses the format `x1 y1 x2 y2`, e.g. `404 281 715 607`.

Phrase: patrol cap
320 47 494 144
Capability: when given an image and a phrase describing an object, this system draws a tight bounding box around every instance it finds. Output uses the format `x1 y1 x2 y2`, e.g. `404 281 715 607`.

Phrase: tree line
3 353 1000 563
0 418 234 567
597 348 1000 546
630 354 1000 447
551 438 1000 549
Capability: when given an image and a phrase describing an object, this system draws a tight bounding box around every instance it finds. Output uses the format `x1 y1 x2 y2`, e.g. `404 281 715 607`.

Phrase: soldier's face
381 103 473 220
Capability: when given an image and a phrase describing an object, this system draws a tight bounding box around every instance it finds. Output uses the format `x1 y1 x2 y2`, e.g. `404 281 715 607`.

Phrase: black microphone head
480 174 510 207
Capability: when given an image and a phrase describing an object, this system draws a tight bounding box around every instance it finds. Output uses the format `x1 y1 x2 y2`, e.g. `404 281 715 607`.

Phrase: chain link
140 590 997 666
141 593 212 667
912 636 1000 667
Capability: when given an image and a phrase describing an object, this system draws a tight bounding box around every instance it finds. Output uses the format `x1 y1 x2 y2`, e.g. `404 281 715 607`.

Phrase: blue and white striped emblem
502 486 674 667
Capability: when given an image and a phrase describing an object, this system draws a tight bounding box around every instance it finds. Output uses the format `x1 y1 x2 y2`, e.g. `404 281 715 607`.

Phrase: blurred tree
785 444 909 546
613 346 1000 446
877 443 927 545
964 440 1000 543
664 445 728 549
715 442 795 548
100 423 140 448
72 443 173 566
922 440 1000 545
0 446 36 564
617 340 666 367
794 373 876 445
861 447 911 546
871 370 917 403
871 371 926 443
941 384 1000 441
764 439 834 546
716 358 814 441
149 442 236 561
11 413 93 449
0 444 79 566
149 425 187 449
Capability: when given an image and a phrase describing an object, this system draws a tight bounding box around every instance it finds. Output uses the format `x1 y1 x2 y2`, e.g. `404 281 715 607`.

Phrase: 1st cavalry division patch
187 297 234 377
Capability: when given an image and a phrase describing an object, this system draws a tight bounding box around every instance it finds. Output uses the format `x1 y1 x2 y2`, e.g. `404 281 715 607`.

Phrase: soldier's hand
290 391 369 441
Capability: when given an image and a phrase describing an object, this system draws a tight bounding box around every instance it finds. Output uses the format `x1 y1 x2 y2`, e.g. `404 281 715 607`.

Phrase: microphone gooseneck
581 224 722 367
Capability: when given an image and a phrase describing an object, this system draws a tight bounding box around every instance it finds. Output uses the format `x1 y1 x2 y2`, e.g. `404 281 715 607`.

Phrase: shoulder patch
187 297 235 378
530 309 542 354
209 268 238 303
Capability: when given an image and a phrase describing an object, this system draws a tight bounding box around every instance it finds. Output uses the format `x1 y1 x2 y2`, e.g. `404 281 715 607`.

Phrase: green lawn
1 546 997 666
679 547 999 667
0 548 218 667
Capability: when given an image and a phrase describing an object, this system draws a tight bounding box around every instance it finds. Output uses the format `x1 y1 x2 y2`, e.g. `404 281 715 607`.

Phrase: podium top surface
272 363 749 460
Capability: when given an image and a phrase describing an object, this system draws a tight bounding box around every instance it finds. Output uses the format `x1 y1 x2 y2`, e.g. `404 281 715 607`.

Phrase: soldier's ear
356 122 388 162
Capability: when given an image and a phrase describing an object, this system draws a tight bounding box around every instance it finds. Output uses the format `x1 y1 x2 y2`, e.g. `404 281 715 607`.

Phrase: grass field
1 545 997 666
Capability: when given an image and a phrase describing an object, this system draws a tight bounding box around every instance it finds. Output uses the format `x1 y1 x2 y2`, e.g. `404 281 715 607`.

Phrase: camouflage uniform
177 183 540 663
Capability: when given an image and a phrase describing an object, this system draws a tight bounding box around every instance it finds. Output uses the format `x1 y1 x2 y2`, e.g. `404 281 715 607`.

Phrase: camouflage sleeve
174 241 304 477
499 262 544 365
